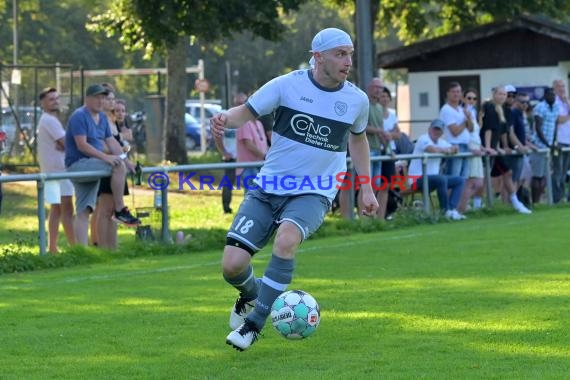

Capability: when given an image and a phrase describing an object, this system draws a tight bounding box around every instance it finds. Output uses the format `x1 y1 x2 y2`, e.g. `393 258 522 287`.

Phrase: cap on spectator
86 84 109 97
505 84 517 93
430 119 445 130
309 28 353 67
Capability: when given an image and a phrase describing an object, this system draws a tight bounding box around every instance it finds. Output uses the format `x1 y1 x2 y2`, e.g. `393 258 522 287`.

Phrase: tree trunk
165 36 188 164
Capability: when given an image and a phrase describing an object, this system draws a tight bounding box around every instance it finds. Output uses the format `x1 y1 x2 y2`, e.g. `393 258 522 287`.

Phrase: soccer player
210 28 378 351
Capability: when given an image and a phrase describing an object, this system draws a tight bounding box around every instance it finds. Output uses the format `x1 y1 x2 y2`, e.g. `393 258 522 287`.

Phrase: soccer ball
270 290 320 339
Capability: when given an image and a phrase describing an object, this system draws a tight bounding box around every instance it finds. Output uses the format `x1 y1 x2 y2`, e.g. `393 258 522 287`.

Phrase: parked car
1 107 39 155
185 113 211 150
185 101 223 121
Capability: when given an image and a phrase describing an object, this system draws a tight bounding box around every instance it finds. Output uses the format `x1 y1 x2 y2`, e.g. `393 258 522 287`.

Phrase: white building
379 15 570 138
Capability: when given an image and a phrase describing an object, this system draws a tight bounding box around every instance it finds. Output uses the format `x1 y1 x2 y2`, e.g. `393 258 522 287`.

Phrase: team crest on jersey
334 101 348 116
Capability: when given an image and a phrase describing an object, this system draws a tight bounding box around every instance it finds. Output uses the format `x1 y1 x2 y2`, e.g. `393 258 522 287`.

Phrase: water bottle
154 190 162 209
134 161 142 186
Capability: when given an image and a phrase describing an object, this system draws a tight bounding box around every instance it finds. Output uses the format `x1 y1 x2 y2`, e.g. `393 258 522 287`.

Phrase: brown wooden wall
386 30 570 72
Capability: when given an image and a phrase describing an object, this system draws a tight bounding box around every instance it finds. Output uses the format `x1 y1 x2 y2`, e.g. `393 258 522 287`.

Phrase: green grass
1 209 569 379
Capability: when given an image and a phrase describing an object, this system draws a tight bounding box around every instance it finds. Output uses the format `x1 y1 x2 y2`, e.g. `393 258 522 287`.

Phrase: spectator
408 119 466 220
114 99 133 147
236 115 269 192
214 93 245 214
377 86 400 219
494 85 530 204
37 87 75 253
552 79 570 203
362 77 386 219
480 85 531 214
458 88 485 212
510 91 534 207
439 81 473 179
65 84 140 246
517 93 537 205
92 84 132 249
530 87 559 204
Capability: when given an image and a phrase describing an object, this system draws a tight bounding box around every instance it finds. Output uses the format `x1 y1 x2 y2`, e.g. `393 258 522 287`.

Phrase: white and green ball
270 290 320 339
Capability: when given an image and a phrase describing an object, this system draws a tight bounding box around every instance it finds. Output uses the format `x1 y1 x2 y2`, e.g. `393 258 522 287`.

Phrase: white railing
1 147 568 255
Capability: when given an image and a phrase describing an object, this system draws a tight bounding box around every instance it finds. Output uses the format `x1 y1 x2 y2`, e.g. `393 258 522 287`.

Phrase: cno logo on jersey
290 114 339 151
334 101 348 116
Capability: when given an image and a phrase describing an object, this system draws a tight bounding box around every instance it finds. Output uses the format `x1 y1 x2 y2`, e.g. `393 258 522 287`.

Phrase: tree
377 0 570 44
328 0 570 74
0 0 161 112
192 1 352 97
89 0 308 164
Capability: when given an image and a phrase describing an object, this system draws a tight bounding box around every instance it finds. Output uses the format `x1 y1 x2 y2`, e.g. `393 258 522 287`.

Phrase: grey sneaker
226 319 260 351
229 296 255 330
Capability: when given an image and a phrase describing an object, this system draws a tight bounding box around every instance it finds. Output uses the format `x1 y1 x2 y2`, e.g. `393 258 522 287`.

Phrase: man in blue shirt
65 84 139 246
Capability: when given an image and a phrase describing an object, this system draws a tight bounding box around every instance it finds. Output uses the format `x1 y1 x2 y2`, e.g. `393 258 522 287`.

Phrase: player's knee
221 246 251 277
273 223 302 256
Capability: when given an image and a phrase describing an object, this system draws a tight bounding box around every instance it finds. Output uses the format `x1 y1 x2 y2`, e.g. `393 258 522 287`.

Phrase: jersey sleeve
350 96 369 134
246 75 284 117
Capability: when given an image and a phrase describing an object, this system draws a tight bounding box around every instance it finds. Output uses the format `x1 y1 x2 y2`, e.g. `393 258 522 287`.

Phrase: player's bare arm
211 104 256 138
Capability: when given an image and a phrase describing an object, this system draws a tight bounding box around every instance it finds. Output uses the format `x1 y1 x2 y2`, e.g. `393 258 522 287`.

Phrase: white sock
510 193 519 204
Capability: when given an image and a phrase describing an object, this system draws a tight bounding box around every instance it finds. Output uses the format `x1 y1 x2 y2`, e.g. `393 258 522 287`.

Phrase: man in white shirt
552 79 570 203
37 87 75 253
408 119 466 220
439 81 473 179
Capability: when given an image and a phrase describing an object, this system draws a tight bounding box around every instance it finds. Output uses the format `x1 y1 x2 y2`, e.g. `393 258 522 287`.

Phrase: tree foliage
327 0 570 46
88 0 308 57
378 0 570 43
194 1 353 93
88 0 309 163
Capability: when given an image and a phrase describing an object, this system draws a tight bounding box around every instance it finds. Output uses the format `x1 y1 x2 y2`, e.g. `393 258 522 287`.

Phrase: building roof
378 14 570 70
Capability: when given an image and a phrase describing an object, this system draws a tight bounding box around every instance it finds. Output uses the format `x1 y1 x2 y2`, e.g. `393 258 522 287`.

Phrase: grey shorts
67 158 112 213
227 188 331 254
530 153 548 178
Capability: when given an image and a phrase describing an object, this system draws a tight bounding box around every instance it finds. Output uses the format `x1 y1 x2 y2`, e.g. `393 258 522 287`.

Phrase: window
419 92 429 107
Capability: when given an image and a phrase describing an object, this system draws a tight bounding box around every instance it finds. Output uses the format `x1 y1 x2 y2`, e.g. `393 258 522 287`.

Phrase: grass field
1 206 569 379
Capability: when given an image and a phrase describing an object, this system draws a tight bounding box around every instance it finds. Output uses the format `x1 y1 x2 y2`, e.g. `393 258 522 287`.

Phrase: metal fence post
37 180 47 255
160 177 171 243
484 154 493 208
347 163 355 220
545 149 554 205
421 155 430 214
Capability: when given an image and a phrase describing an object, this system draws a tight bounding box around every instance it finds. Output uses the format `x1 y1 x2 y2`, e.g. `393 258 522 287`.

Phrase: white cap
505 84 517 93
309 28 353 68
